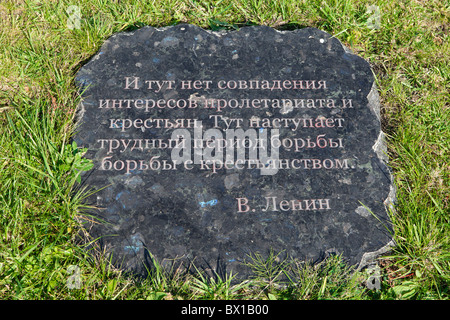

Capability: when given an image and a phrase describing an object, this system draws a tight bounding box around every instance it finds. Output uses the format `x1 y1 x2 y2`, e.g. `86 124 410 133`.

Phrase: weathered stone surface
74 24 395 279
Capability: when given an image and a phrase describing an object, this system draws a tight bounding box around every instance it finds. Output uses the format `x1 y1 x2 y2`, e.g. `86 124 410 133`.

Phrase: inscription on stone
74 24 395 278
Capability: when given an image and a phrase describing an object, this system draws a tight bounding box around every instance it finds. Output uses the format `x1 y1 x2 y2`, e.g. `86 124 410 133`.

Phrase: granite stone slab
74 24 395 279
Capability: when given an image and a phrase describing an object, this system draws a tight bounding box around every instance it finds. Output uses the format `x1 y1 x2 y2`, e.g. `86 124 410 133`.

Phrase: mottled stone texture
74 24 395 279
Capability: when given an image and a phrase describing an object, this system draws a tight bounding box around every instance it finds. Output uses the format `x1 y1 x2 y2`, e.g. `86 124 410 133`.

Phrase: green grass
0 0 448 300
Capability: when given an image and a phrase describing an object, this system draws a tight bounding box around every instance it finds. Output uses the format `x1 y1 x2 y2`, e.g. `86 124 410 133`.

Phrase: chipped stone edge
356 86 397 271
356 239 396 271
338 38 398 271
362 83 397 270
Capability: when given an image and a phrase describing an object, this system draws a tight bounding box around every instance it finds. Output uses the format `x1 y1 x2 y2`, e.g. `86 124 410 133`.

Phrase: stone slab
74 24 395 279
